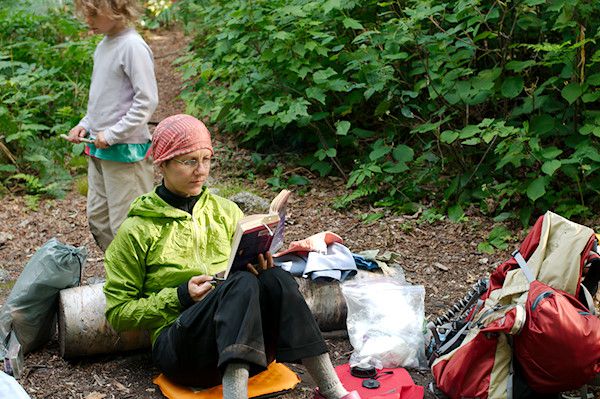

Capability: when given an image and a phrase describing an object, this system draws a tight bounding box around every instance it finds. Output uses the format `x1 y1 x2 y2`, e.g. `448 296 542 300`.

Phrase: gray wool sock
302 353 348 399
222 362 250 399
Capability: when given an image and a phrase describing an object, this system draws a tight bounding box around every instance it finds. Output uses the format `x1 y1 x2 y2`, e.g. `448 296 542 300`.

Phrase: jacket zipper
191 216 208 275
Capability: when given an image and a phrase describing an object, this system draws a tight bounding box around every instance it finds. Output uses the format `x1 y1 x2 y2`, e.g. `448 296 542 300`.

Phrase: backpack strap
512 250 535 283
507 336 515 399
579 283 596 315
429 321 471 366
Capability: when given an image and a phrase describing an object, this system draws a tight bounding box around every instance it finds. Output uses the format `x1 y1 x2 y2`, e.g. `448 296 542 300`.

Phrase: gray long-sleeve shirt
79 28 158 145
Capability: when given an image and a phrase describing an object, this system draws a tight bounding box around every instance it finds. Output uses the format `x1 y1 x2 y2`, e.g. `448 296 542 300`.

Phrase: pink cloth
273 231 343 257
315 389 362 399
151 114 213 165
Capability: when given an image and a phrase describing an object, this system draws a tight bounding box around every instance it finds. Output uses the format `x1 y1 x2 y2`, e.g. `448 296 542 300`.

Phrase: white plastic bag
341 277 425 369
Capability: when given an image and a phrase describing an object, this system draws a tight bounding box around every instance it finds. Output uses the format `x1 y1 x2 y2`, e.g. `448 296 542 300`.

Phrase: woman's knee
258 267 298 288
223 271 261 298
258 267 300 294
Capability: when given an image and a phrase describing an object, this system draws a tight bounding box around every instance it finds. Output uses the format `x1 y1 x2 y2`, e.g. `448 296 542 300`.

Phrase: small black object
210 277 226 286
360 370 394 390
350 365 376 378
362 379 380 389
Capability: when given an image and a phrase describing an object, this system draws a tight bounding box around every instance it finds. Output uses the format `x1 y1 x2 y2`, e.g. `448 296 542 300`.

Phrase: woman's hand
246 252 273 276
188 275 214 302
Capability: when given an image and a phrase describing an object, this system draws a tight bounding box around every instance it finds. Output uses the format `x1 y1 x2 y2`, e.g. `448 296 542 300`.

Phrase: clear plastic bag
0 238 86 357
341 277 426 369
0 371 30 398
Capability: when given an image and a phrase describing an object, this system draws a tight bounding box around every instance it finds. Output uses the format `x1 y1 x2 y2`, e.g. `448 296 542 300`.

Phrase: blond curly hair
74 0 140 25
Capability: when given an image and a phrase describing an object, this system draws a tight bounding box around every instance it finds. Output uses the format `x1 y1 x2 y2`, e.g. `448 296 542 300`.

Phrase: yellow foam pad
153 362 301 399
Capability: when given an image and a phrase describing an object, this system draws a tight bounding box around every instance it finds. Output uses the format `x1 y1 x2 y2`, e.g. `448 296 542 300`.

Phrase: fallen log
58 270 377 357
295 275 349 332
58 283 151 358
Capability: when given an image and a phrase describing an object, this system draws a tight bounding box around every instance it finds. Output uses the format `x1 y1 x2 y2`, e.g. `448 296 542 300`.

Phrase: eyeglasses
172 157 211 169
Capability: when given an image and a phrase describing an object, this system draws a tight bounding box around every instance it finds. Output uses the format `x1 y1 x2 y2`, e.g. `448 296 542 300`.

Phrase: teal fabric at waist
85 142 151 163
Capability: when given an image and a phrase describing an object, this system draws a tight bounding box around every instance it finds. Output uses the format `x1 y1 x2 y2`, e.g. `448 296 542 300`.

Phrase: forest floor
1 26 599 399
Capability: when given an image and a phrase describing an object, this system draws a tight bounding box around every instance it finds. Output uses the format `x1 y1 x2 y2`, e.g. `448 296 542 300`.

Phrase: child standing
68 0 159 251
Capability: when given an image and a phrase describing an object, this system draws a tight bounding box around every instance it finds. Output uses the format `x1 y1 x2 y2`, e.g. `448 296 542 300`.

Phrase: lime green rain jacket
103 187 244 345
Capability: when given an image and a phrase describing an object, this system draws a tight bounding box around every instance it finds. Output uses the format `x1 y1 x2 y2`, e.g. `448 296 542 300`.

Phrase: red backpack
428 211 600 398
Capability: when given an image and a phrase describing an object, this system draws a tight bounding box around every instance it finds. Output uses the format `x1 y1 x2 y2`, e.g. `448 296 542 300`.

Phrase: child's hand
67 126 87 143
188 275 215 302
246 252 274 276
94 131 110 149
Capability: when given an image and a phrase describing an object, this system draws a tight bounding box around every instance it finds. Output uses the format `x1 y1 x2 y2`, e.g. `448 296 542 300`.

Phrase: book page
268 190 291 253
269 189 291 214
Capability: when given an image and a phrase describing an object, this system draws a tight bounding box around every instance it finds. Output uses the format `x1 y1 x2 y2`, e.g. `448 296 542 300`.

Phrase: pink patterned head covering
151 114 213 165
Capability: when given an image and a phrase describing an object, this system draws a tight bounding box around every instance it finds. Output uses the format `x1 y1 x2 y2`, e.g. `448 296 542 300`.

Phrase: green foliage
448 204 466 222
265 166 311 192
142 0 176 29
360 212 384 224
0 3 95 197
8 173 59 196
74 175 88 196
24 194 40 211
418 208 446 224
178 0 600 223
478 226 513 254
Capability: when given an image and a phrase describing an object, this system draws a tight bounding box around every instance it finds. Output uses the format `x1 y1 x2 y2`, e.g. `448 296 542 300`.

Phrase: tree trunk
58 271 376 357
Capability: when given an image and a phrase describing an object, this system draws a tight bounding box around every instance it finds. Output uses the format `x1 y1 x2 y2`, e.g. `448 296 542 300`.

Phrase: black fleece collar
156 182 201 215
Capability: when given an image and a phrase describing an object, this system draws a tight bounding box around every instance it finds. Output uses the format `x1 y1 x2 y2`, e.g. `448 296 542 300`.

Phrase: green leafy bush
178 0 600 224
142 0 176 29
0 2 95 197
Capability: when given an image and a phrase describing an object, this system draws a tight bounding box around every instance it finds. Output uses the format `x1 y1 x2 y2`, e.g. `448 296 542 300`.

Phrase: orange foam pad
153 362 301 399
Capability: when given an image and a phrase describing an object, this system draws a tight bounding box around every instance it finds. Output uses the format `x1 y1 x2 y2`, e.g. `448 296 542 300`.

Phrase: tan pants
87 157 154 251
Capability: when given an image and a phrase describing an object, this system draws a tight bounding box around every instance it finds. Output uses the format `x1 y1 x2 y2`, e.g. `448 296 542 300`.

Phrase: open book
223 189 292 279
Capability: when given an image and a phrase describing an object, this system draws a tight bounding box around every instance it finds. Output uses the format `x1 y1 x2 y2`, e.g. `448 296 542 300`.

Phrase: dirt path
2 25 598 399
146 29 188 123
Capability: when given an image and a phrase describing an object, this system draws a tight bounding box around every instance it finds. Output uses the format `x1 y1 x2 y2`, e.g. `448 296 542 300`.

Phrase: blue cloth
274 253 307 276
274 242 357 282
352 253 379 271
86 141 151 163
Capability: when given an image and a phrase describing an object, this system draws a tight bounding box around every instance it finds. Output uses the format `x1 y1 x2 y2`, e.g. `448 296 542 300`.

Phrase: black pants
152 268 328 387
